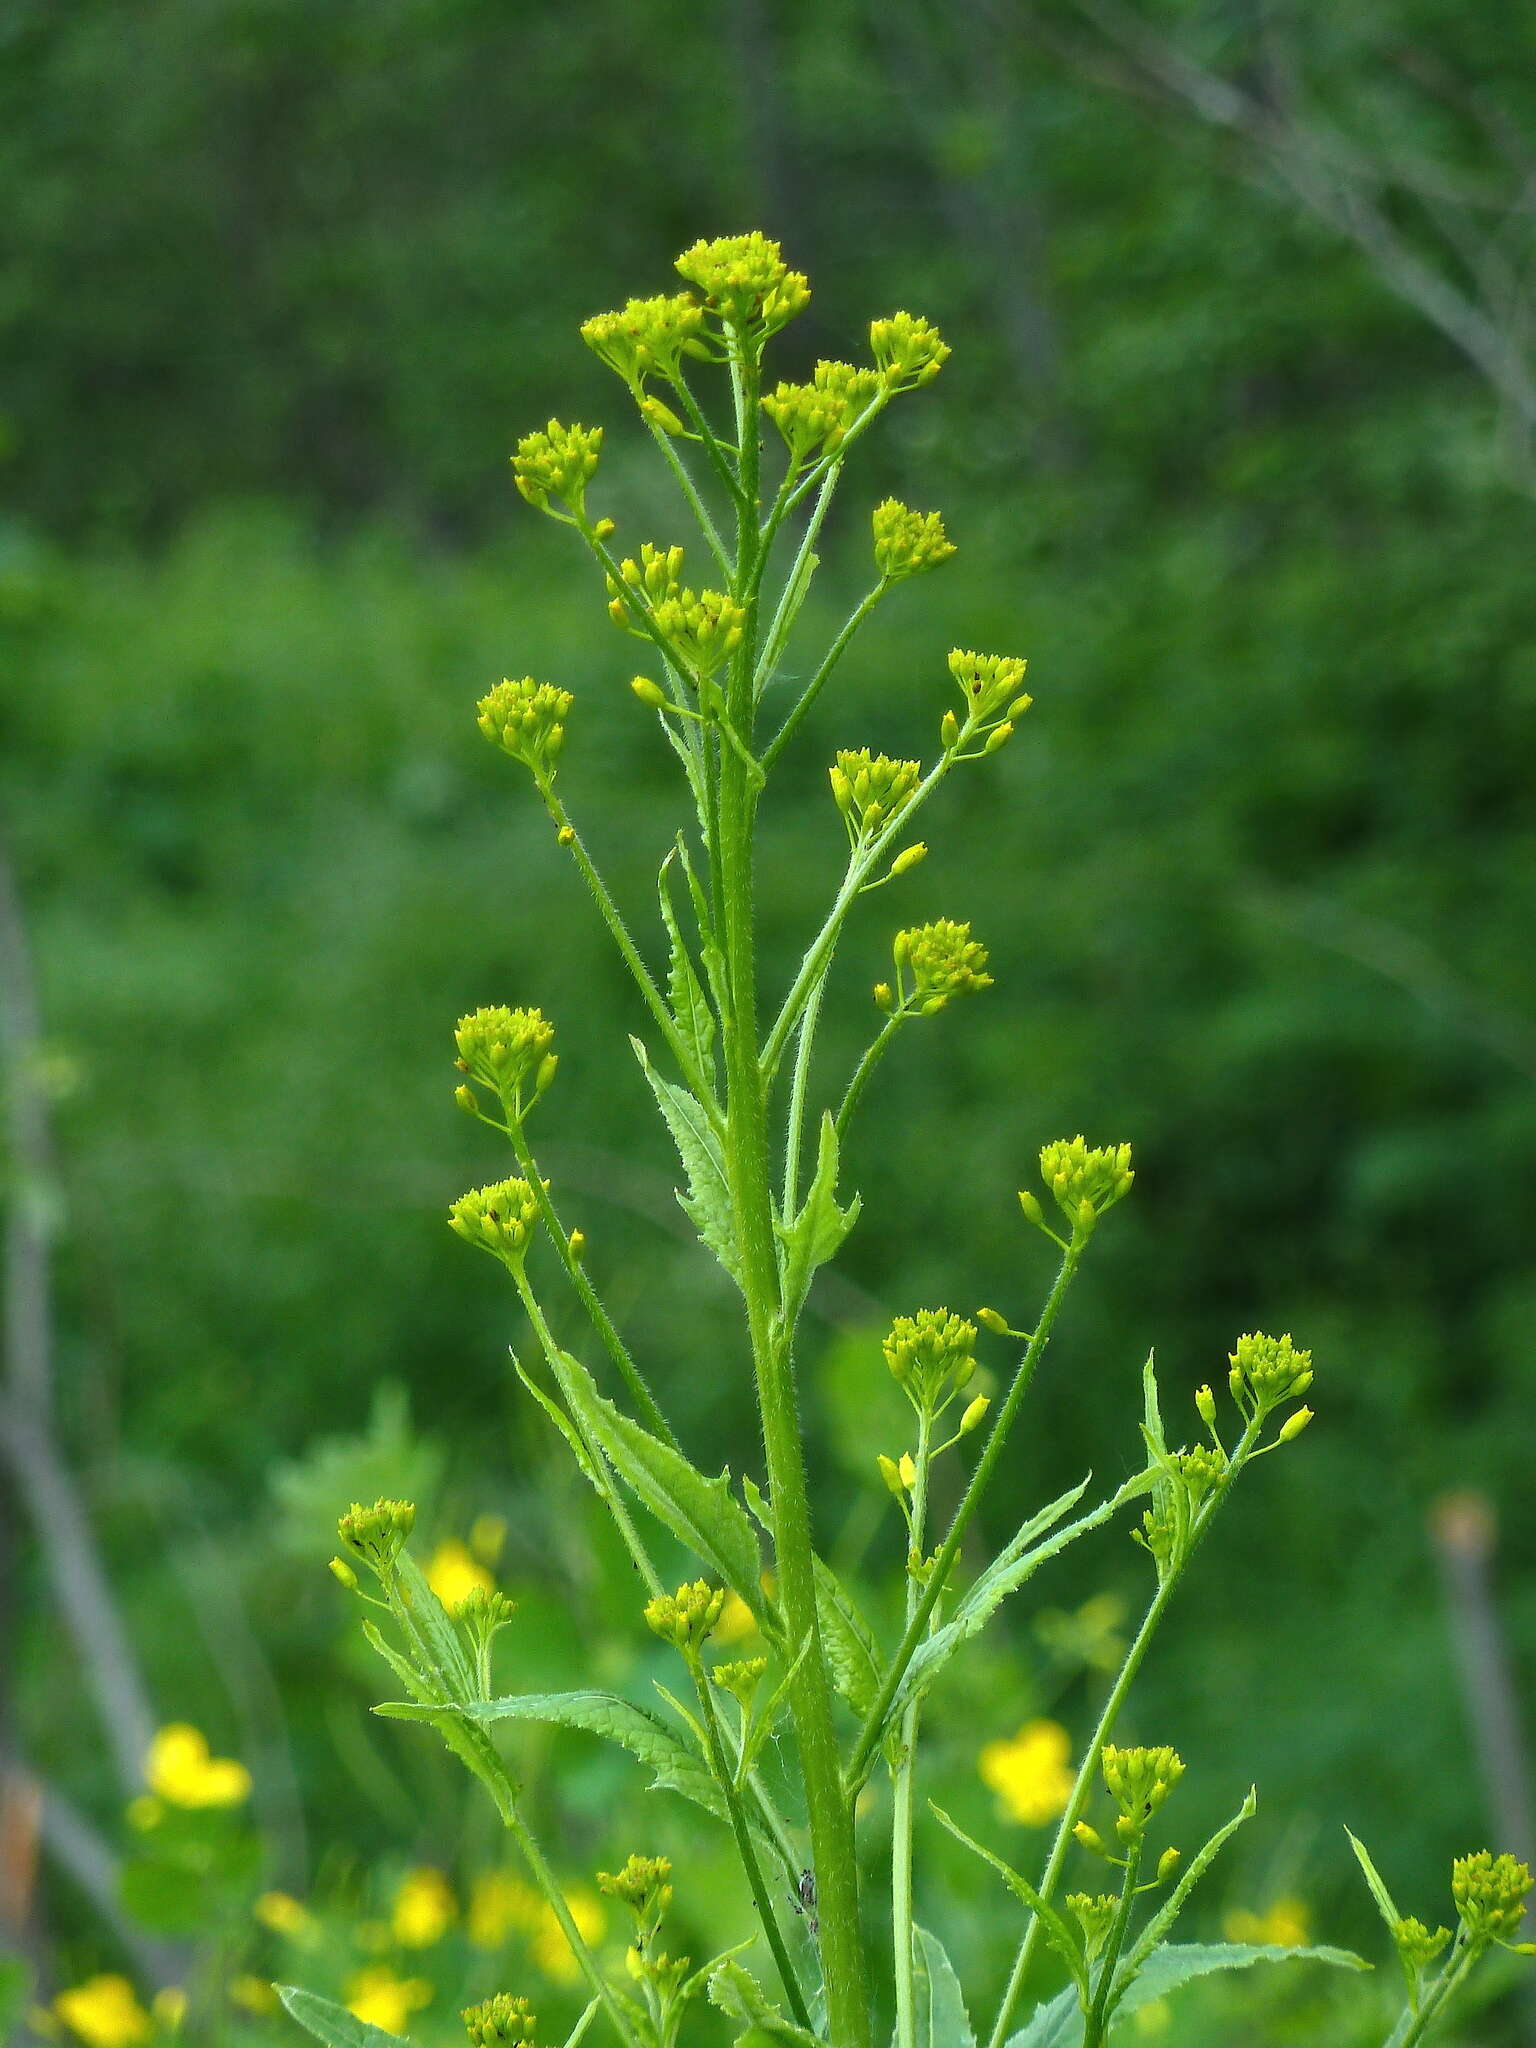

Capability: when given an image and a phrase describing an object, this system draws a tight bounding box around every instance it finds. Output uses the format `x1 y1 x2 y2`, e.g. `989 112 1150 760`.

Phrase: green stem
505 1798 646 2048
717 328 872 2048
986 1413 1265 2048
543 788 721 1122
505 1121 679 1450
645 417 733 574
1381 1942 1472 2048
691 1656 817 2031
1084 1841 1143 2048
755 462 842 691
846 1248 1083 1793
891 1412 934 2048
669 370 747 508
761 583 887 773
834 1014 904 1145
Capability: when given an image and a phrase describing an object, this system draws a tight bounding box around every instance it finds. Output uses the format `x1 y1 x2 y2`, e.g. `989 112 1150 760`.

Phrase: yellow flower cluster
581 293 706 389
476 677 573 782
645 1578 725 1652
829 749 921 843
872 499 955 582
675 232 810 332
511 420 602 516
448 1176 544 1272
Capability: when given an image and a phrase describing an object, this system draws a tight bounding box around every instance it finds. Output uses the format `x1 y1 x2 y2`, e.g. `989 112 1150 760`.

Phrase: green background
3 1 1534 2041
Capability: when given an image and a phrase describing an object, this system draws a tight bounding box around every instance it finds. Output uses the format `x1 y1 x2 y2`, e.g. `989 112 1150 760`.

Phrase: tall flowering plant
283 235 1531 2048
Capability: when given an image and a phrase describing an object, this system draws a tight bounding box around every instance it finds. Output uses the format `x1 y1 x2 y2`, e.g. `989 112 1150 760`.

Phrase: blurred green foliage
3 1 1535 2041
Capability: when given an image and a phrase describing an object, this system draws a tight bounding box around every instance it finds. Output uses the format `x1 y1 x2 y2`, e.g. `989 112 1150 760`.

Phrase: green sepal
277 1986 410 2048
632 1035 741 1282
559 1351 771 1629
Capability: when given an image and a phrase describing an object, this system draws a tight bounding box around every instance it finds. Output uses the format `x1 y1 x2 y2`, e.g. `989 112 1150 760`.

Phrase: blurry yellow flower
53 1976 152 2048
712 1591 757 1645
150 1989 187 2032
144 1725 251 1808
426 1540 495 1613
229 1978 277 2015
470 1514 507 1564
978 1719 1075 1826
530 1889 607 1984
254 1890 314 1940
1224 1896 1310 1948
392 1866 457 1947
468 1870 543 1949
345 1968 433 2032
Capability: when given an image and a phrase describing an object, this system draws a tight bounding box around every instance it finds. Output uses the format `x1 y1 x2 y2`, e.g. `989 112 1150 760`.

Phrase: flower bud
869 311 951 388
511 419 602 516
1228 1332 1314 1415
884 1309 979 1412
1278 1405 1314 1443
1452 1851 1533 1948
877 1453 905 1498
337 1498 416 1580
477 677 573 782
830 749 921 844
592 518 616 541
462 1994 538 2048
631 675 668 710
872 500 956 582
894 920 993 1013
645 1579 726 1652
1156 1847 1182 1882
873 982 895 1013
454 1084 478 1115
960 1394 990 1434
328 1556 359 1592
975 1306 1008 1334
567 1229 586 1260
557 825 575 847
639 394 686 435
1195 1384 1217 1429
1018 1190 1045 1229
940 709 960 750
890 842 927 877
1073 1821 1107 1856
1038 1137 1135 1230
898 1452 918 1490
448 1177 544 1273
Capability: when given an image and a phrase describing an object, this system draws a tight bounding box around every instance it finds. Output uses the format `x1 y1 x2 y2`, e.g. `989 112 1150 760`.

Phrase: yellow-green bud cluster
712 1656 768 1708
1394 1917 1451 1971
581 294 706 389
1452 1851 1533 1948
1228 1331 1313 1415
762 360 883 464
337 1498 416 1579
454 1582 516 1637
829 749 921 843
1066 1893 1119 1958
454 1006 557 1121
883 1309 977 1412
1101 1745 1185 1839
1035 1136 1135 1238
870 311 950 388
608 541 686 620
941 650 1032 757
597 1854 673 1933
462 1994 538 2048
512 420 602 516
893 919 993 1014
675 232 809 332
650 588 747 679
645 1579 725 1653
448 1177 543 1272
873 499 956 582
477 677 573 781
1135 1445 1227 1575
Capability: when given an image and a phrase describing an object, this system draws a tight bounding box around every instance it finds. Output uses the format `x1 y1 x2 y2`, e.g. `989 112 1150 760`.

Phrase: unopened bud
592 518 616 541
890 843 927 877
631 675 668 710
975 1306 1008 1334
940 709 960 750
328 1556 359 1592
983 720 1014 754
1077 1198 1097 1231
1228 1364 1245 1402
877 1454 904 1498
608 597 629 627
454 1084 478 1115
1195 1385 1216 1429
898 1452 918 1490
1278 1405 1314 1443
639 395 686 436
568 1229 586 1260
1156 1847 1182 1882
1019 1190 1045 1229
557 825 576 847
960 1394 989 1434
1007 694 1033 720
1073 1822 1107 1857
873 982 895 1013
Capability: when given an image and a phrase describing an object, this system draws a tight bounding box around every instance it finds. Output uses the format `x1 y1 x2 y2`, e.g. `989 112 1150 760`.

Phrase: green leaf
812 1552 881 1718
1002 1988 1080 2048
1346 1827 1404 1936
632 1036 741 1284
778 1113 860 1319
911 1926 976 2048
891 1477 1143 1722
708 1959 825 2048
659 850 718 1092
559 1352 768 1623
1113 1943 1371 2025
929 1806 1086 1995
513 1357 605 1491
1140 1351 1166 1460
739 1634 812 1779
393 1548 477 1703
377 1689 734 1829
1116 1787 1258 1987
277 1985 411 2048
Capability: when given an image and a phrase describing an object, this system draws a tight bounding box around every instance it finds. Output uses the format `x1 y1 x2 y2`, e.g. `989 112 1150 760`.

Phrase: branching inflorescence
280 233 1532 2048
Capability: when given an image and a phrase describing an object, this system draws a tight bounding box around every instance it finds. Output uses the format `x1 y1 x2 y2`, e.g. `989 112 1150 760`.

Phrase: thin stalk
834 1014 904 1145
762 583 887 773
780 973 828 1226
1084 1841 1143 2048
645 418 732 574
690 1658 816 2031
756 462 842 690
505 1120 679 1450
986 1414 1266 2048
891 1412 934 2048
543 789 721 1123
846 1248 1083 1793
761 751 958 1081
513 1278 666 1601
716 327 872 2048
504 1798 647 2048
1381 1941 1473 2048
669 370 747 508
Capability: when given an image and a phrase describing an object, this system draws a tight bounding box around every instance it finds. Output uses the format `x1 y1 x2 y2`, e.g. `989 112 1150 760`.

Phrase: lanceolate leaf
709 1959 825 2048
377 1689 735 1829
1346 1827 1404 1935
632 1036 741 1284
911 1926 976 2048
1002 1987 1080 2048
1115 1943 1371 2020
812 1553 881 1718
1116 1787 1257 1984
659 850 718 1092
277 1986 410 2048
559 1353 769 1624
393 1549 477 1703
779 1113 860 1319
